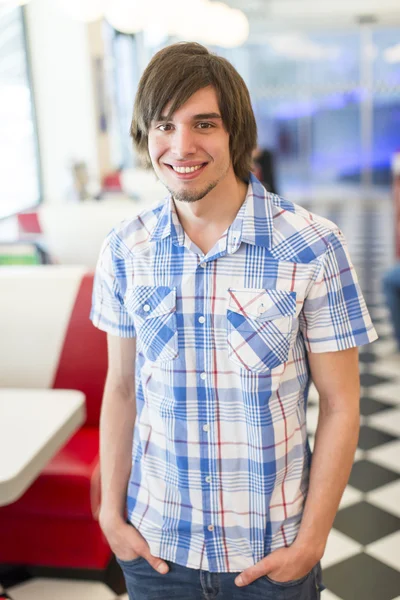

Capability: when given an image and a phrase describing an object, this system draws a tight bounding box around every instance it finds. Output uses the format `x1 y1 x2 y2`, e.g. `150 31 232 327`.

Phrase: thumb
143 549 169 574
127 525 169 574
235 553 278 587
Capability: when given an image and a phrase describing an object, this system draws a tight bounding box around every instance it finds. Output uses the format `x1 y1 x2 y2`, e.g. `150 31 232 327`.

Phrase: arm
293 346 360 556
236 347 360 586
99 334 137 526
99 334 169 574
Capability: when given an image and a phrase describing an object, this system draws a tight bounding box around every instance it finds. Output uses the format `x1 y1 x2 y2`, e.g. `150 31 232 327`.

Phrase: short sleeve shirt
91 174 377 573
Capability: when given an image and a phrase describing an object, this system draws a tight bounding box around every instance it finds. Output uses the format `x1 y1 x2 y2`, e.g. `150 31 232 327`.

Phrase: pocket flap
228 288 296 321
126 286 176 318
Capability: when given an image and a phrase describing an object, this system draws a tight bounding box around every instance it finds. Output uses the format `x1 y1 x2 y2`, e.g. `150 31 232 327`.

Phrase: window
0 5 41 220
225 28 400 196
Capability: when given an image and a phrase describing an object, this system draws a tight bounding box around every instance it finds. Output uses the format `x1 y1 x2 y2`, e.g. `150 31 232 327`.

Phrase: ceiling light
104 0 149 34
384 43 400 63
55 0 106 23
217 8 249 48
174 1 249 48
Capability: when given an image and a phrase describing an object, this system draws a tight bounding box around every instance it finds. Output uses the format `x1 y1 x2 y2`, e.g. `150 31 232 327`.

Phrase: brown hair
131 42 257 181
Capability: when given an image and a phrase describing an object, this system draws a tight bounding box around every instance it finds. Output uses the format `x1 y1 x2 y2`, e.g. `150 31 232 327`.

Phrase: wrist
99 508 126 533
291 537 325 563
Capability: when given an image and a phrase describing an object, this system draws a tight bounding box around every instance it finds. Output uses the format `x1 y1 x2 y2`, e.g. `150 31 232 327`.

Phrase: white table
0 388 86 507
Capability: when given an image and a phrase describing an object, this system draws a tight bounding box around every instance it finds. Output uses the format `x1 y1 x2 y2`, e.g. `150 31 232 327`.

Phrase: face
148 86 234 203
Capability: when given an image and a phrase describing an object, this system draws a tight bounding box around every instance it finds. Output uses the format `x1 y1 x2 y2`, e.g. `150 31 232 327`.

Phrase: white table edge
0 390 86 506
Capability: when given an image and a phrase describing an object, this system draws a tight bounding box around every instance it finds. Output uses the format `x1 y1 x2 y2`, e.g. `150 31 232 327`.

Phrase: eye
196 122 214 129
157 123 173 132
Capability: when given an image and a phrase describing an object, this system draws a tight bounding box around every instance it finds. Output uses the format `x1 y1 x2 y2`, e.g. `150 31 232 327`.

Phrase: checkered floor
6 197 400 599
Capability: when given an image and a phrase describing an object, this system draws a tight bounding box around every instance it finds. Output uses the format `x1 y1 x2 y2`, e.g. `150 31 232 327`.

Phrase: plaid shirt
91 174 377 573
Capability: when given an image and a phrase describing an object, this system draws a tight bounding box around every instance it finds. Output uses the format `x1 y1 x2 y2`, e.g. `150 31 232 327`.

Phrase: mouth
164 162 208 180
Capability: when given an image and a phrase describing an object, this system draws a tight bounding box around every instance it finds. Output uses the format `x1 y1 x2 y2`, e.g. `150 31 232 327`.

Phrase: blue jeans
117 556 324 600
383 263 400 351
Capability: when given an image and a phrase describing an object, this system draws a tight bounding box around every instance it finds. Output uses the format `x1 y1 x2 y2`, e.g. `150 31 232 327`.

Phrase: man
91 42 377 599
383 264 400 353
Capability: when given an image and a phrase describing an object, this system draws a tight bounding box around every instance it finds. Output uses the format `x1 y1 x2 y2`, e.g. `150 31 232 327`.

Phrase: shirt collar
149 173 274 251
226 174 274 253
149 195 175 243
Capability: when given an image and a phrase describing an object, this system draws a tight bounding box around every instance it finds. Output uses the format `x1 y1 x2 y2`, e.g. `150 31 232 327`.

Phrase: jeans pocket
264 570 311 588
116 555 145 567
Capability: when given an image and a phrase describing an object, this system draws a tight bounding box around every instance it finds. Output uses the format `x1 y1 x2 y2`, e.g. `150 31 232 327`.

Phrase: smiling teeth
172 165 203 173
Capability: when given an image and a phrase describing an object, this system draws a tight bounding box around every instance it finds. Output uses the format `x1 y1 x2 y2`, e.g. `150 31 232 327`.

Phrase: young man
91 42 377 599
383 264 400 352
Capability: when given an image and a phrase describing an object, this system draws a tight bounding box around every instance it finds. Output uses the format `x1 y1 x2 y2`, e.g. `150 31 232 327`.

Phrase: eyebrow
157 112 222 122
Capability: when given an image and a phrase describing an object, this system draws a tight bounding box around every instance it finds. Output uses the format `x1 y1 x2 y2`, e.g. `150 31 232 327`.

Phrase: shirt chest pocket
227 288 297 372
125 286 178 363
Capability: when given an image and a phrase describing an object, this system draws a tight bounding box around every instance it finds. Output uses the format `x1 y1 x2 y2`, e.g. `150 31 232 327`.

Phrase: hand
235 545 318 587
100 514 169 575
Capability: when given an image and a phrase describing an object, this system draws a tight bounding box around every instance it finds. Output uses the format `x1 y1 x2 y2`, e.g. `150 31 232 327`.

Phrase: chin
172 182 218 203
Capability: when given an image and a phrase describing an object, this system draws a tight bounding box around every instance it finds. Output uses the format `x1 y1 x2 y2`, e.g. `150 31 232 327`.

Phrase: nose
171 127 196 157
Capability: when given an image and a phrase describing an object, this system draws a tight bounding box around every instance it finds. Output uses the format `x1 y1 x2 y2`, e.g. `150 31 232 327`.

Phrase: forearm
99 375 136 524
293 401 359 558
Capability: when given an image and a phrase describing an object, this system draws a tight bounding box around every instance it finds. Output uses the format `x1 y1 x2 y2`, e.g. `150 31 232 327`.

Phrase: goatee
168 181 217 203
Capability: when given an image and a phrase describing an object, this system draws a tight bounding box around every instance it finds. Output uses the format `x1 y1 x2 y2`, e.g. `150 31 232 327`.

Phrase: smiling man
91 42 377 600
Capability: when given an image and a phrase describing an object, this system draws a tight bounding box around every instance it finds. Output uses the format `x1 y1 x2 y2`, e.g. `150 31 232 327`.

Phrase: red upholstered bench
0 267 111 572
17 211 42 235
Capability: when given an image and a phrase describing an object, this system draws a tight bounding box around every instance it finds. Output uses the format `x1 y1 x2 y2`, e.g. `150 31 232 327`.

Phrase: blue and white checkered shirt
91 174 377 573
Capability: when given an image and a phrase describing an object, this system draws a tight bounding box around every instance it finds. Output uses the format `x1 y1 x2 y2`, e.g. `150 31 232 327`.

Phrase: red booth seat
17 211 42 235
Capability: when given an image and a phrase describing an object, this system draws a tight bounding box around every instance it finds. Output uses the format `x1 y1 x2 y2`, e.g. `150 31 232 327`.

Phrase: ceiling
224 0 400 33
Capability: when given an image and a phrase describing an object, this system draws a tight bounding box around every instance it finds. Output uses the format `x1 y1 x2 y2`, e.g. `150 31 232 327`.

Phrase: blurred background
1 0 400 219
0 1 399 599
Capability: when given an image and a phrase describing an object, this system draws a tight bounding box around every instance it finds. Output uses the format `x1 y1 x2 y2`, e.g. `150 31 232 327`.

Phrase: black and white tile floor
7 198 400 599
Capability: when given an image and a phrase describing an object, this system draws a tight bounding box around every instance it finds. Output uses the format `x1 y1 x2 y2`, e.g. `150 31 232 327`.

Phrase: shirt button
143 304 151 312
198 316 205 324
203 424 210 432
200 262 206 268
207 524 214 532
205 476 212 483
200 372 207 380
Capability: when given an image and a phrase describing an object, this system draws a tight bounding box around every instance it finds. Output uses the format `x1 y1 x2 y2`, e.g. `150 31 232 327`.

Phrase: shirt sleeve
299 229 378 353
90 230 136 338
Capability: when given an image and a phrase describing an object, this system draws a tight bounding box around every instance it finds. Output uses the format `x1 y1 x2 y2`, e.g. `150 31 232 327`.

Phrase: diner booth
0 265 122 590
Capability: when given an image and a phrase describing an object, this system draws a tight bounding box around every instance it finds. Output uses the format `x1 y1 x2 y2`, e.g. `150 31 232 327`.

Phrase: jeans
383 263 400 351
117 556 324 600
